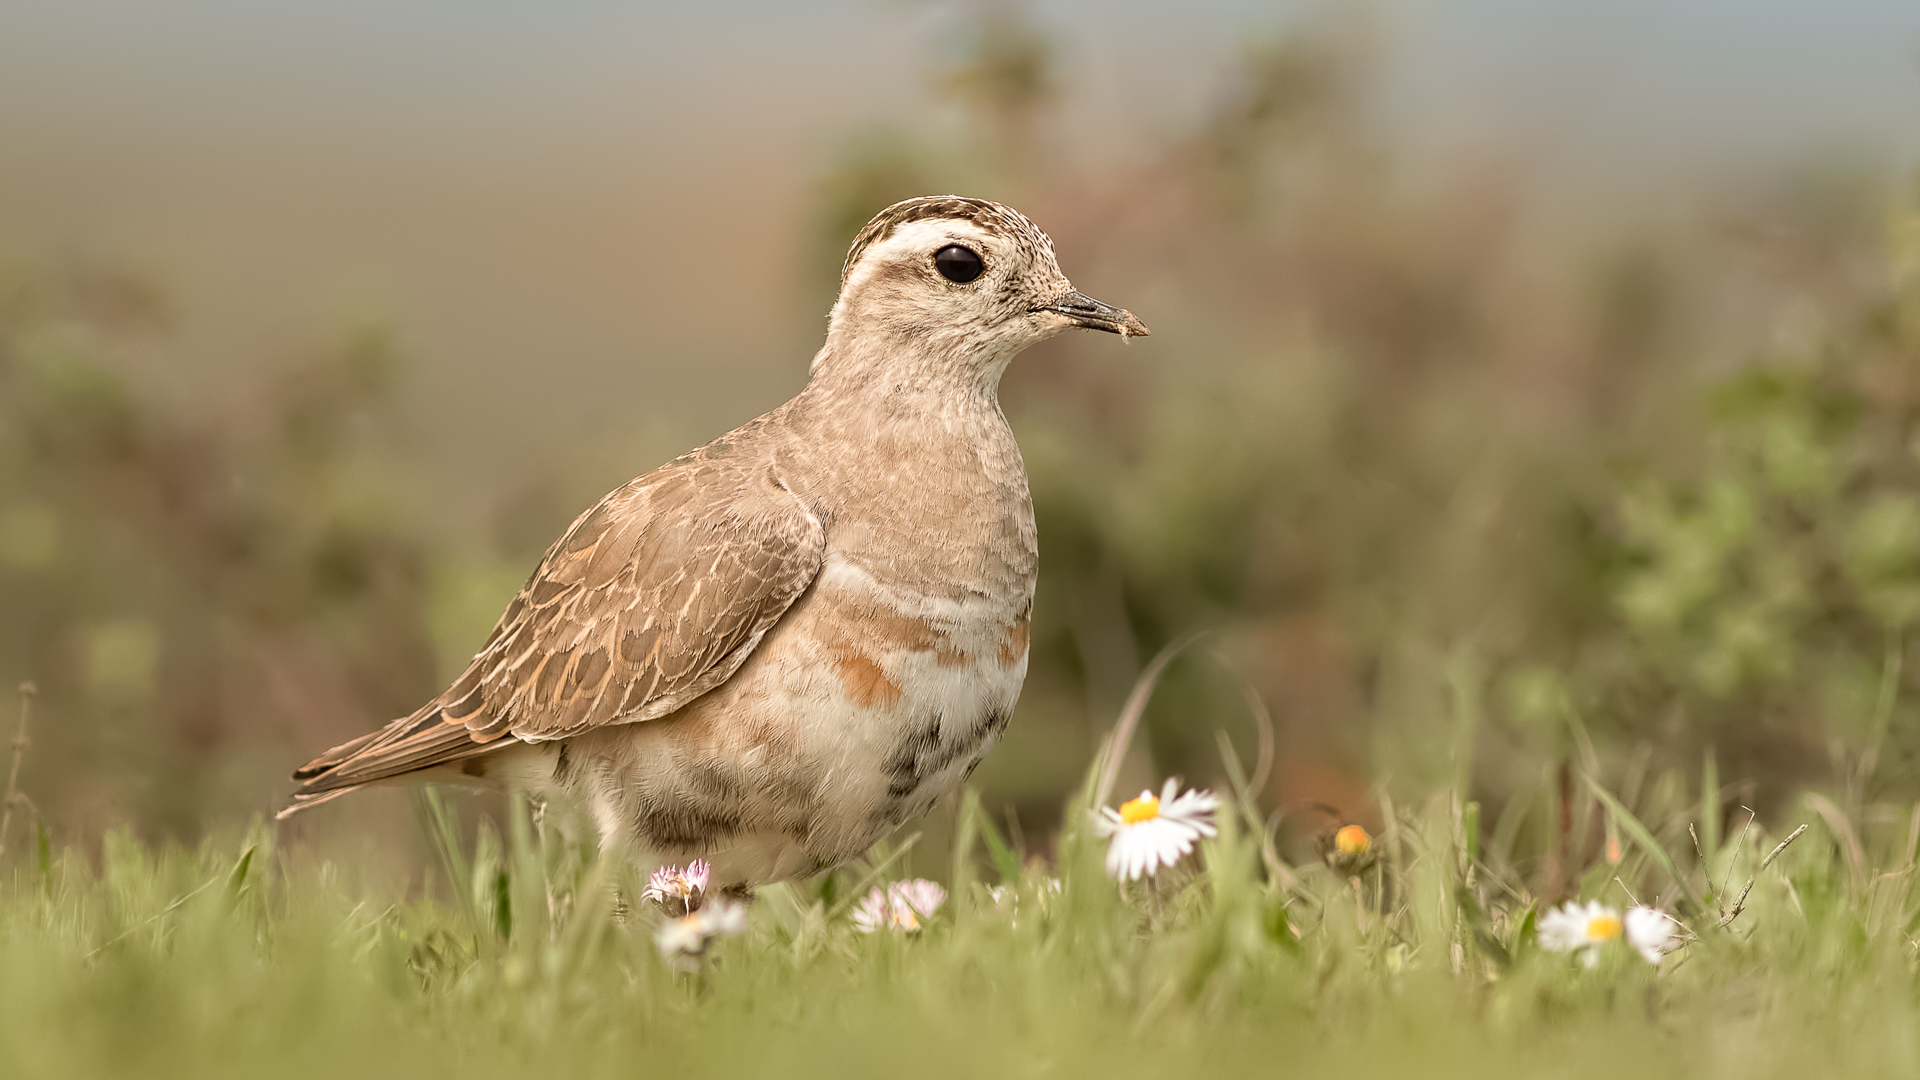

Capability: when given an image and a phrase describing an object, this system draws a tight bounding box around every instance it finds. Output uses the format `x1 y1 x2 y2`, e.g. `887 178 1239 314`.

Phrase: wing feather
282 451 824 811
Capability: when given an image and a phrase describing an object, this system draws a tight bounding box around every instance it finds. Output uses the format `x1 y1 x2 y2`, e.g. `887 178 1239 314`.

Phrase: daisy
853 879 947 932
1334 824 1371 856
1539 900 1679 967
1623 906 1683 964
641 859 710 917
1538 900 1622 967
1321 823 1376 877
654 897 747 971
1091 778 1219 881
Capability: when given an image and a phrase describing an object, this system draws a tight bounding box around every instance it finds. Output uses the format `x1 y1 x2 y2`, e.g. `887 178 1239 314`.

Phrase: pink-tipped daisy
642 859 710 917
1091 779 1219 881
852 879 947 933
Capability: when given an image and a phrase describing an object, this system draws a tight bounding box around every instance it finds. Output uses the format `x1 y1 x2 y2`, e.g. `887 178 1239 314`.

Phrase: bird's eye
933 244 984 283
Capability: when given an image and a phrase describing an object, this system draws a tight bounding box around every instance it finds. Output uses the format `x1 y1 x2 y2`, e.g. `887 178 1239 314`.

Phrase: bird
280 195 1148 890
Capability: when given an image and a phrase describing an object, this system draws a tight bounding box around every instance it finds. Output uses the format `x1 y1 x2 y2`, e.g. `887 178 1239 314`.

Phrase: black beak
1036 291 1150 338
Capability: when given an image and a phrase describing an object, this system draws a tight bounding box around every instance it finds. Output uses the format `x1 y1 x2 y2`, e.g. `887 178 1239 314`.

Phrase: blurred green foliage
0 267 439 837
1595 212 1920 802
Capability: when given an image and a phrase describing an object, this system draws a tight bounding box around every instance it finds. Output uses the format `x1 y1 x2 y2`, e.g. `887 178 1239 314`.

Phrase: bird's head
816 196 1147 389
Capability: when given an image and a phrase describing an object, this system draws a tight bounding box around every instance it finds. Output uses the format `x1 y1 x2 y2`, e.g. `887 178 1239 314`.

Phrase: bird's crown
840 196 1055 287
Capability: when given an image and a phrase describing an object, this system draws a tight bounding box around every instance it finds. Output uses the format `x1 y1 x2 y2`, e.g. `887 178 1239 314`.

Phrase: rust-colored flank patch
998 618 1031 668
823 607 1002 705
835 651 904 708
869 609 970 668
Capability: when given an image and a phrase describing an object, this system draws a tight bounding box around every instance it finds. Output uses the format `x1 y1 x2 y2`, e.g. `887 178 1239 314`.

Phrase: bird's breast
807 553 1029 706
776 554 1030 849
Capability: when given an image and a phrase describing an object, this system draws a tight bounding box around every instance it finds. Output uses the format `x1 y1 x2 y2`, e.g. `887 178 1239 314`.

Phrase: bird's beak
1036 291 1150 338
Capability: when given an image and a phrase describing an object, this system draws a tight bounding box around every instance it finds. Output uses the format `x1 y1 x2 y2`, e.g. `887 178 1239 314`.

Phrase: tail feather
282 702 516 816
275 785 362 820
291 727 385 780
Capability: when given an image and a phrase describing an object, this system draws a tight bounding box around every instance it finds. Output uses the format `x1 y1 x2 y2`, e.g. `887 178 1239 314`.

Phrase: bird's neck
807 323 1020 403
782 334 1023 479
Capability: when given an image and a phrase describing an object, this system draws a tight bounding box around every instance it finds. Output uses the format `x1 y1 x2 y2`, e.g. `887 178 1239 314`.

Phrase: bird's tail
275 785 363 820
280 699 513 818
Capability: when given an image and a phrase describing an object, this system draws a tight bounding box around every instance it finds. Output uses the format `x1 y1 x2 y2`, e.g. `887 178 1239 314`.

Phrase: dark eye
933 244 984 283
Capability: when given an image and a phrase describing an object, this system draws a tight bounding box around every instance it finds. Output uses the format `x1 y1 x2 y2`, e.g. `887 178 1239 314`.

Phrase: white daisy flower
1623 906 1683 964
1538 900 1623 967
642 859 710 917
852 879 947 932
653 896 746 971
1539 900 1678 967
1091 779 1219 881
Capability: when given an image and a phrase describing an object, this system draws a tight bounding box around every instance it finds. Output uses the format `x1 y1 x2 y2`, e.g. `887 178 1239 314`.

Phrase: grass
2 752 1916 1080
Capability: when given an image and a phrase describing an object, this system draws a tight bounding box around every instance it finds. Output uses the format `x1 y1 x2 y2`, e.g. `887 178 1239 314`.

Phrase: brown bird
281 196 1148 889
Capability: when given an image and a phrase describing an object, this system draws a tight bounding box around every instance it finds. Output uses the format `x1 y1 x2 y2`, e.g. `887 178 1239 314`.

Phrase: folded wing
281 455 825 815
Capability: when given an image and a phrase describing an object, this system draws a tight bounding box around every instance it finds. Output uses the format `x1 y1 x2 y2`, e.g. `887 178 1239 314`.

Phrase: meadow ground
2 759 1912 1080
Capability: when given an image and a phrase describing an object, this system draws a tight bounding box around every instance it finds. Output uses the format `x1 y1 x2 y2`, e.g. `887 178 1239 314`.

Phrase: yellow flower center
1119 792 1161 825
1334 825 1371 856
1585 915 1623 942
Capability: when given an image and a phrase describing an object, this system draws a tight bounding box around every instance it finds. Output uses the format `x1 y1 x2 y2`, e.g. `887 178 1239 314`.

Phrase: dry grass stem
1719 807 1756 901
1094 629 1209 807
1715 824 1808 929
0 681 34 862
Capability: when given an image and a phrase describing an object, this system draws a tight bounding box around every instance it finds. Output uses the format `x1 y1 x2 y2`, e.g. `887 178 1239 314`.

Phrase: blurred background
3 0 1920 886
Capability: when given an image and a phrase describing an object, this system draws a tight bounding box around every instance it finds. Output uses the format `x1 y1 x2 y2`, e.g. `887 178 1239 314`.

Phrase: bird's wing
469 460 825 739
284 455 824 804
